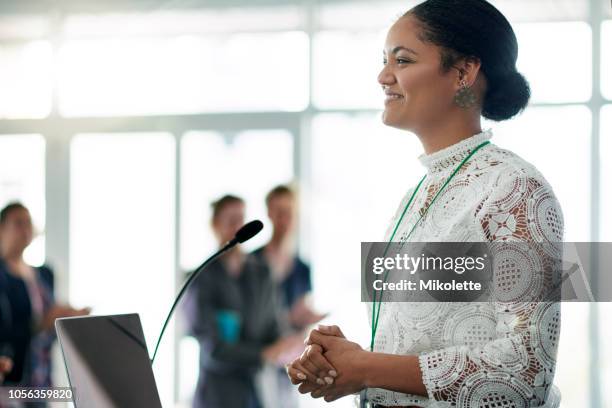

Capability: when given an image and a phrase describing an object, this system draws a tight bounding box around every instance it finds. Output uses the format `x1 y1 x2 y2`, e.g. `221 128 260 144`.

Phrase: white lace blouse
365 129 564 407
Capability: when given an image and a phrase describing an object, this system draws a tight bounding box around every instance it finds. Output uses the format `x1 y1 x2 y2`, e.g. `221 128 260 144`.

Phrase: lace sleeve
417 170 564 407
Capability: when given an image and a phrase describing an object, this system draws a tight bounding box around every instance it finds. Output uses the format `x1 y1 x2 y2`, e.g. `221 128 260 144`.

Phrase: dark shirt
252 247 312 311
0 259 55 386
183 254 279 408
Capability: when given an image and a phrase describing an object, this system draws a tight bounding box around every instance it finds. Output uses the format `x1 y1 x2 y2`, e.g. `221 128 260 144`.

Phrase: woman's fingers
321 385 351 402
301 344 337 381
299 356 326 385
310 386 330 399
317 324 346 339
304 329 334 350
297 381 320 394
285 360 319 384
323 393 342 403
285 363 307 385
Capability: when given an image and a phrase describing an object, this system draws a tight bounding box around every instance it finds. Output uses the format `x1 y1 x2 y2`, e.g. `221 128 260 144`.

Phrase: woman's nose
377 65 395 87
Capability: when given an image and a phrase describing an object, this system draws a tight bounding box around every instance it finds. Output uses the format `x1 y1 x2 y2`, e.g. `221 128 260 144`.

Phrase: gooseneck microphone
150 220 264 364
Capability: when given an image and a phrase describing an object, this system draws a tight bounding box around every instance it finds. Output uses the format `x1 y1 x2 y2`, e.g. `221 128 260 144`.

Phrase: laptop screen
55 314 163 408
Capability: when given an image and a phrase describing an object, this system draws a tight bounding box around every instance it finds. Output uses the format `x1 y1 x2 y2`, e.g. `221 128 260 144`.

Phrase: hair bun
482 70 531 121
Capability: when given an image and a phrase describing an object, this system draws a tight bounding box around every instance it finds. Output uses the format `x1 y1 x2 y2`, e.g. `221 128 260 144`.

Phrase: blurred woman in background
0 202 88 396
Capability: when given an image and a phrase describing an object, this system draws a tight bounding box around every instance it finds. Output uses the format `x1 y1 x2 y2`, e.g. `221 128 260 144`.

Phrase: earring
454 79 477 108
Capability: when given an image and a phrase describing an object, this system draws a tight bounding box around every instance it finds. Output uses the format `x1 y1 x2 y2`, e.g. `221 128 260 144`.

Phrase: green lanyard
369 140 490 352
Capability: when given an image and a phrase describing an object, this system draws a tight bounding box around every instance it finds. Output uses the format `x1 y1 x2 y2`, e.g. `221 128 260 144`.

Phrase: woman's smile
384 90 404 104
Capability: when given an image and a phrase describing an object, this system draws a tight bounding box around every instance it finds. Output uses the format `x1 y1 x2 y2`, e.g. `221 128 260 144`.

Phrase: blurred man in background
184 195 304 408
252 185 325 408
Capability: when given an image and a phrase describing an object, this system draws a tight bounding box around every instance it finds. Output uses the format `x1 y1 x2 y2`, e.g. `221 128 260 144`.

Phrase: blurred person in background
0 356 12 383
184 195 304 408
252 185 325 408
0 202 89 404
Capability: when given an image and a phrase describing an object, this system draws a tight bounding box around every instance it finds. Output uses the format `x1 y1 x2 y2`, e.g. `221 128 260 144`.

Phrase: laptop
55 314 163 408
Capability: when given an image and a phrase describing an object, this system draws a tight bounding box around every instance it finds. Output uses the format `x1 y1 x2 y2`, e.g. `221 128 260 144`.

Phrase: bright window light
180 129 294 271
601 303 612 408
0 134 46 266
313 29 387 109
485 105 592 241
69 133 175 407
602 21 612 100
556 303 590 408
515 22 591 103
58 32 308 117
309 113 422 351
0 42 52 119
63 8 304 37
308 112 424 408
491 0 588 22
601 105 612 241
317 2 411 31
0 16 51 40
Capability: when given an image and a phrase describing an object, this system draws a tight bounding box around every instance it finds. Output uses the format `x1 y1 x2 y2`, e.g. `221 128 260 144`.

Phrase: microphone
229 219 264 246
150 220 264 364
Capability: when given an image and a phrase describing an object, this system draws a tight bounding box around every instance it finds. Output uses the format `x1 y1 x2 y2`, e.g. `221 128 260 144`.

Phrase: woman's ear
454 56 482 87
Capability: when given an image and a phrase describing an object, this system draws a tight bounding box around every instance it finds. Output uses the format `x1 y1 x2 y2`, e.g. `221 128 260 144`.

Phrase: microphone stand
150 219 262 364
150 240 236 364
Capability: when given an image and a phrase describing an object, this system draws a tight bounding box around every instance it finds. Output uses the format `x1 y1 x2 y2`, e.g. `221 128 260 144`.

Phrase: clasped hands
285 325 367 403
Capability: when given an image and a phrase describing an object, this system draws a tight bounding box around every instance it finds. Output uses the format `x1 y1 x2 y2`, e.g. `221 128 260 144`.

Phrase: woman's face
212 202 245 245
0 208 34 255
378 15 459 132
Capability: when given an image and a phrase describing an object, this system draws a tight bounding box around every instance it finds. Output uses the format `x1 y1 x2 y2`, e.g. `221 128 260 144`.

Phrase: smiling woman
287 1 563 407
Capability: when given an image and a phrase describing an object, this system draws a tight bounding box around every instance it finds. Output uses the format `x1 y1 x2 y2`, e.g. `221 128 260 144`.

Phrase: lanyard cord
369 140 490 352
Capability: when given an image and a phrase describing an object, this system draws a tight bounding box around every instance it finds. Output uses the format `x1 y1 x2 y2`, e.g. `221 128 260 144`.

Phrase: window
313 2 412 109
58 11 309 116
556 303 591 408
309 113 423 346
62 7 304 37
0 42 52 118
601 105 612 241
317 2 412 31
0 134 46 266
0 15 51 40
491 0 589 22
602 21 612 100
484 105 592 241
515 22 591 103
313 30 386 109
180 129 294 271
69 133 175 406
601 303 612 408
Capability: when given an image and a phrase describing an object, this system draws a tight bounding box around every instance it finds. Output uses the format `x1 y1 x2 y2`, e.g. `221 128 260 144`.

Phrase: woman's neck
1 249 24 265
2 252 32 280
416 119 482 155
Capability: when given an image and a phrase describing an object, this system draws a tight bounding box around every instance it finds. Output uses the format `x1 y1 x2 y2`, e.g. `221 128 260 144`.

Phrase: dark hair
0 202 28 225
210 195 244 221
405 0 530 121
265 185 295 207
